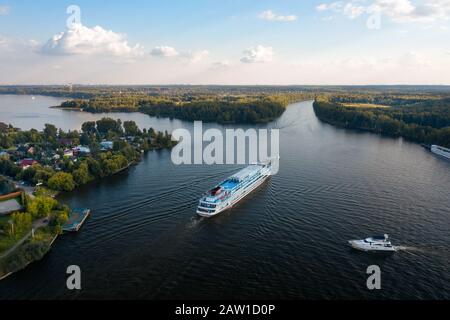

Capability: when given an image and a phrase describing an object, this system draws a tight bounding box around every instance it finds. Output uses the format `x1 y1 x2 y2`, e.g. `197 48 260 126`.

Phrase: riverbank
0 224 59 281
313 99 450 148
0 160 135 281
0 117 178 281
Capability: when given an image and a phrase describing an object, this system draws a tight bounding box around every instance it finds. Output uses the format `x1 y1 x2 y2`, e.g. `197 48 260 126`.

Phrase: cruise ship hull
197 173 269 217
196 163 273 218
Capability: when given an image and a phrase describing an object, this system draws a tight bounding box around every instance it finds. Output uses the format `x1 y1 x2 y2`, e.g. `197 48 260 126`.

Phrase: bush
48 172 75 192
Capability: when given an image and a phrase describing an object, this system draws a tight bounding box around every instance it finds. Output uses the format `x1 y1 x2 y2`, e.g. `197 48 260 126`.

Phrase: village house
0 151 9 159
100 141 114 151
19 158 38 170
73 146 91 155
63 149 74 158
27 146 36 155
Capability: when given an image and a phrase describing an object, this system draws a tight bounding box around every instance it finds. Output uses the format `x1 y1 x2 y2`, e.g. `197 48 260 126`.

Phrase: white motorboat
348 234 397 252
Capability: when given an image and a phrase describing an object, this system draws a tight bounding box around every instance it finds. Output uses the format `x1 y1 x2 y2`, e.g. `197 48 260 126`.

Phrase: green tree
44 124 58 141
48 172 75 192
123 121 140 136
81 121 96 134
96 118 122 134
72 162 90 185
26 196 57 219
10 212 32 238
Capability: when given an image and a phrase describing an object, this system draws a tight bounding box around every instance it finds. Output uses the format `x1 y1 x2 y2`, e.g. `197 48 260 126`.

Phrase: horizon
1 0 450 85
2 84 450 87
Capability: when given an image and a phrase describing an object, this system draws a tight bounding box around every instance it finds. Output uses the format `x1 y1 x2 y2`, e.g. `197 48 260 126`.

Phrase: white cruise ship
431 145 450 160
196 161 274 217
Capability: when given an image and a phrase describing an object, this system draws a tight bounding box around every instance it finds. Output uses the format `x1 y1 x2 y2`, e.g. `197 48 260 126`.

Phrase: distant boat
348 234 397 252
196 159 276 217
430 145 450 160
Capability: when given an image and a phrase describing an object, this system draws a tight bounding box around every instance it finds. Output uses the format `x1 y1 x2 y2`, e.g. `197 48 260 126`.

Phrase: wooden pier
62 208 91 232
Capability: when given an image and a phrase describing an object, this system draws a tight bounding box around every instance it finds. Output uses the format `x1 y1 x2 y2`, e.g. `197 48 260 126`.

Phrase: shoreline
0 232 59 282
50 98 312 125
0 152 155 281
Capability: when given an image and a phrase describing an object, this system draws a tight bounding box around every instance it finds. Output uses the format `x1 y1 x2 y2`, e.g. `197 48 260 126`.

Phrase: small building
27 146 36 155
100 141 114 151
19 159 38 170
63 149 74 158
0 151 9 159
73 146 91 155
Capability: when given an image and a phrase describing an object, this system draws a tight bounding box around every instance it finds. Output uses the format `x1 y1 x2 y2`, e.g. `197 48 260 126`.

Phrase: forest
55 92 313 124
313 95 450 148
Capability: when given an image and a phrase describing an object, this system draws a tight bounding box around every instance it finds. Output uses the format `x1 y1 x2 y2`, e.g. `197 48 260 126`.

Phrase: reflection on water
0 95 449 300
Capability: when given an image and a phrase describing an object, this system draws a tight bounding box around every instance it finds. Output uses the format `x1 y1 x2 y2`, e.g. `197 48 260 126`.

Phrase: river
0 94 449 299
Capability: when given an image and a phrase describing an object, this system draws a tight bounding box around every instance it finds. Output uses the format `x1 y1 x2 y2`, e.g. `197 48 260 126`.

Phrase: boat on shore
348 234 397 252
430 145 450 160
196 160 276 217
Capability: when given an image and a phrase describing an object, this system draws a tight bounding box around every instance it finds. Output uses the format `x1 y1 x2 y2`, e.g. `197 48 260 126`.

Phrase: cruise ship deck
197 164 271 217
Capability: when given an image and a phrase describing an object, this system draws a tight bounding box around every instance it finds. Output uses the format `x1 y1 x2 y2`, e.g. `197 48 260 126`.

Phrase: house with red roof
19 158 38 170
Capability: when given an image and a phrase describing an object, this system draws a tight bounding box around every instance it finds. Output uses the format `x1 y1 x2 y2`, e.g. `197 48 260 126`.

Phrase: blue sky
1 0 450 84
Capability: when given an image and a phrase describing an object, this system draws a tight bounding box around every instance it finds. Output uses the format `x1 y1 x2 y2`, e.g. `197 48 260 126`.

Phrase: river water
0 95 449 300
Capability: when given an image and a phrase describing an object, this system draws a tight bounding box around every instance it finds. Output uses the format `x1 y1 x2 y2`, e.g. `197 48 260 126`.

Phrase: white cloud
183 50 210 63
151 47 209 62
316 2 344 12
42 23 143 57
241 45 274 63
258 10 297 22
150 45 179 58
317 0 450 22
317 4 329 11
399 51 432 67
0 35 39 53
212 60 231 68
371 0 450 22
343 3 366 18
316 1 366 19
0 5 10 15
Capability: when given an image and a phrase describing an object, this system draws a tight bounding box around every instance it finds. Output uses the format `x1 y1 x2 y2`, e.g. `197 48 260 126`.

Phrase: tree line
56 93 313 124
313 97 450 148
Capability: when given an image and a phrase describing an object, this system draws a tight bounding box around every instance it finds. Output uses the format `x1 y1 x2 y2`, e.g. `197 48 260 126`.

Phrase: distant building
74 146 91 154
63 149 74 158
27 146 36 155
0 151 9 159
19 159 38 170
100 141 114 151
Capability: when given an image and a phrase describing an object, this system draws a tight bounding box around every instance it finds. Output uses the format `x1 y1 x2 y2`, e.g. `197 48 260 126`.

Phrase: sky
0 0 450 85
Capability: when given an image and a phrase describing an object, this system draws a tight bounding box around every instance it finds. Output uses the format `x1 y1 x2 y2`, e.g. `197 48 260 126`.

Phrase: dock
62 208 91 232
